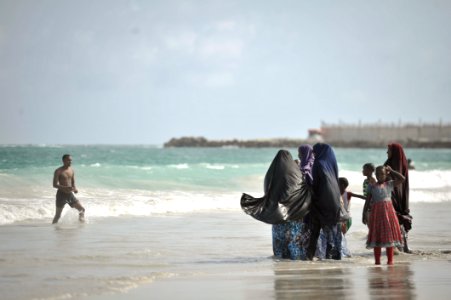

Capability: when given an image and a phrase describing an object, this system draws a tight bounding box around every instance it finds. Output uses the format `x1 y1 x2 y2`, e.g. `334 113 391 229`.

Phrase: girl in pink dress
366 165 405 265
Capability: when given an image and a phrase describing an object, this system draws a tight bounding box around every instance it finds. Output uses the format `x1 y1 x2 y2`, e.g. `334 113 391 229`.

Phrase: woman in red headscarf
384 143 412 253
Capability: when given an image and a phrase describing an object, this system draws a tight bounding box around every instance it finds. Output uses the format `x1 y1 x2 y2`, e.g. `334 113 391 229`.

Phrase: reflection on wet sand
272 262 416 299
368 263 416 299
273 267 353 299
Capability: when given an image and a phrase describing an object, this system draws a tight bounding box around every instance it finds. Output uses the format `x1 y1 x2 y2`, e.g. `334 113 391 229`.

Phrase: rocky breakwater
163 137 307 148
163 136 451 148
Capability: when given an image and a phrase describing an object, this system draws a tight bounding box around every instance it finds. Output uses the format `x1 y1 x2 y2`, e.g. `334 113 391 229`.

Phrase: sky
1 0 450 145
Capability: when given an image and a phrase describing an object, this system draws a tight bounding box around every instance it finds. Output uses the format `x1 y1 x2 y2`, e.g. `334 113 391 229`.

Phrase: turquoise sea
1 145 451 225
1 145 451 299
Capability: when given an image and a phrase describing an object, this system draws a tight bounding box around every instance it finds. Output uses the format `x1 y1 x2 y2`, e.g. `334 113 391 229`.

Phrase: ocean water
1 145 451 299
1 145 451 225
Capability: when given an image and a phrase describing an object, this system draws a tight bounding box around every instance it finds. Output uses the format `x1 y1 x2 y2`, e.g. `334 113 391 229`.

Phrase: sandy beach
99 260 451 300
2 201 450 300
88 202 451 300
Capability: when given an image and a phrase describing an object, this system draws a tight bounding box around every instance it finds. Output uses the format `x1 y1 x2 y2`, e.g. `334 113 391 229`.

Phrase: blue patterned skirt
272 220 311 260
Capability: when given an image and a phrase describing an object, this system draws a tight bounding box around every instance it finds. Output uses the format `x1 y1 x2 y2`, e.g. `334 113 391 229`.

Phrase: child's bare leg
386 247 394 265
374 247 381 265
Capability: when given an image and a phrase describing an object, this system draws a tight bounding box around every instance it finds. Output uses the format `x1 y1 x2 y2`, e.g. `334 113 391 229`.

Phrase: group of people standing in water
241 142 412 265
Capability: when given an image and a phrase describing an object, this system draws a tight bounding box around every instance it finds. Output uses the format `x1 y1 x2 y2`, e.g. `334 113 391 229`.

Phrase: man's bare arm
53 169 60 189
72 172 78 193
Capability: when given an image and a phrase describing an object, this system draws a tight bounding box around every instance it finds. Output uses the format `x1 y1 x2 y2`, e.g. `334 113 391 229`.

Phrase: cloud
164 31 198 52
162 25 246 60
203 71 235 88
198 38 243 59
215 20 237 31
186 71 235 88
158 20 251 89
129 43 159 66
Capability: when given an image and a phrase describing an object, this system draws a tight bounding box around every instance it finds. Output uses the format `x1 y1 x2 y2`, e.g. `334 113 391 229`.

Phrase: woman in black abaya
240 149 312 259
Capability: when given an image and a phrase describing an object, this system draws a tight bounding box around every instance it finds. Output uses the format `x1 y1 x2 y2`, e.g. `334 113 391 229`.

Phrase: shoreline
2 202 451 300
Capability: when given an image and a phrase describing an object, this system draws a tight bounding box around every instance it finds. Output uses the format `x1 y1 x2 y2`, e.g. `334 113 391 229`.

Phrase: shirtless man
52 154 85 223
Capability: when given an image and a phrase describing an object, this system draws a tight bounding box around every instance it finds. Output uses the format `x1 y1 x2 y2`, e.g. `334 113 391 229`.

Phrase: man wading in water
52 154 85 223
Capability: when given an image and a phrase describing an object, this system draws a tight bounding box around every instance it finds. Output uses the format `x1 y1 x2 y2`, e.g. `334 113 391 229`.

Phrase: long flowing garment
384 143 412 252
272 220 311 260
271 145 315 260
240 150 312 224
307 143 342 260
240 149 314 260
366 181 403 249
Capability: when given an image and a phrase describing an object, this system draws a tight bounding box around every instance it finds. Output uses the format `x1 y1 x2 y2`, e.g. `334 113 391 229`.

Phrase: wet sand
92 258 451 300
89 201 451 300
2 202 451 300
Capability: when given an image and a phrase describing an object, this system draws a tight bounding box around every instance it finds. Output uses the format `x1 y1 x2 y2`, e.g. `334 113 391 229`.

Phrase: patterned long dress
272 145 315 260
366 181 403 249
272 220 311 260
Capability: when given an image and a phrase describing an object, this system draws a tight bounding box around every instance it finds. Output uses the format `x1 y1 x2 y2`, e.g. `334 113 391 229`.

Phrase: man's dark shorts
56 190 78 208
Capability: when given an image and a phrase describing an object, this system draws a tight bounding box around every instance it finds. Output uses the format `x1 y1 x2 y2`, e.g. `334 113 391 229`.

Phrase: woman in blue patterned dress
272 145 315 259
241 148 313 260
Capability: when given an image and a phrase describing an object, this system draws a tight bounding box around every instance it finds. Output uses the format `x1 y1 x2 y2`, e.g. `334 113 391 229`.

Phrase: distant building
163 121 451 148
307 128 324 142
320 121 451 146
